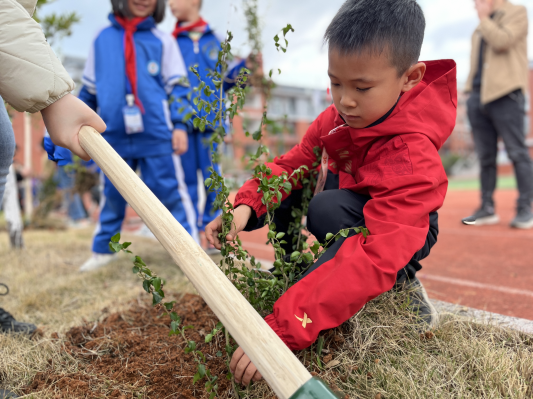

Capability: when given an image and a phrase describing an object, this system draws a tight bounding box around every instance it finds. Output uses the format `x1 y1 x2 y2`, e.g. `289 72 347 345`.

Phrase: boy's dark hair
324 0 425 76
111 0 166 23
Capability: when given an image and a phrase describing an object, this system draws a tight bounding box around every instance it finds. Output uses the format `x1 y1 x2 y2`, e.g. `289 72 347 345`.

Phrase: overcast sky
41 0 533 90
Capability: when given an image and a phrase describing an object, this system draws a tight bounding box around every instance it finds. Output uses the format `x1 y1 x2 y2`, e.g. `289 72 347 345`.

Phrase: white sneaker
68 218 92 229
134 223 157 240
79 253 117 272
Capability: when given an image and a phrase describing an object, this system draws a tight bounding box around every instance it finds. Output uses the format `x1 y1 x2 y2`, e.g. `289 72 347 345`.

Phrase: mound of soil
25 294 235 398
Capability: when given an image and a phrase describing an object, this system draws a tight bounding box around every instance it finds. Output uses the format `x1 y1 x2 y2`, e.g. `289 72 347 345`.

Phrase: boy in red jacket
207 0 456 385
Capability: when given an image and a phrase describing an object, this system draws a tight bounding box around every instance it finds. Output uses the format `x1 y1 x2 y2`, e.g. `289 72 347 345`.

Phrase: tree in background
34 0 80 48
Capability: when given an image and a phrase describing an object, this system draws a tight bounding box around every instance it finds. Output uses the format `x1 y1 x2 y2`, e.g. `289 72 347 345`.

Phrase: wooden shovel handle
78 126 312 399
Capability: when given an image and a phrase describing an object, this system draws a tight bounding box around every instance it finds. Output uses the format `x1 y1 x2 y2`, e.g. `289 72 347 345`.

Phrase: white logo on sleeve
147 61 160 76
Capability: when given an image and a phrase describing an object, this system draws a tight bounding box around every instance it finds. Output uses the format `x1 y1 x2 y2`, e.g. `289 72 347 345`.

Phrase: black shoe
0 389 18 398
396 277 439 329
462 206 499 226
0 308 37 335
510 208 533 229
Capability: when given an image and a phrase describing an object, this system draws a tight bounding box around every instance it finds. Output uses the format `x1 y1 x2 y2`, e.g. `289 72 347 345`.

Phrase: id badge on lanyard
123 94 144 134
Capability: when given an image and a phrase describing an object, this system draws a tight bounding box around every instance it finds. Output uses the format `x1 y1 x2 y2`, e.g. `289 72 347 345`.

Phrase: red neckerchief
172 17 208 38
115 16 146 113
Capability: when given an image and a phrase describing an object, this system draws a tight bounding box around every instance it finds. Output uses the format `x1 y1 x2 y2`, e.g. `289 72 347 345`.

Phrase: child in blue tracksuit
70 0 197 271
168 0 248 247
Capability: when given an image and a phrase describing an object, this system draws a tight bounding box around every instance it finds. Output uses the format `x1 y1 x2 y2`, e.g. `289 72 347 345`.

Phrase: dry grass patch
0 228 193 394
1 229 532 398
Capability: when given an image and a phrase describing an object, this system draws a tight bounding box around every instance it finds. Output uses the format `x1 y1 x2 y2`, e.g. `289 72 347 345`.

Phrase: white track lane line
418 273 533 298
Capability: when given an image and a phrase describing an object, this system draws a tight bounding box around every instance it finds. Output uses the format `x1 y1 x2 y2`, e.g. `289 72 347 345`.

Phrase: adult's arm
478 5 528 51
0 0 75 113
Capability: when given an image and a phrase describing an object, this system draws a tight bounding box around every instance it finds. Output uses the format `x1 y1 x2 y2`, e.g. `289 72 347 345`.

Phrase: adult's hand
475 0 493 21
41 94 106 161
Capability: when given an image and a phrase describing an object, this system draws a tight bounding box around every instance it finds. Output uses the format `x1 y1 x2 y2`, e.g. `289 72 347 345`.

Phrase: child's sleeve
43 131 72 166
159 32 192 133
79 39 98 112
234 106 336 219
223 58 247 92
263 137 447 350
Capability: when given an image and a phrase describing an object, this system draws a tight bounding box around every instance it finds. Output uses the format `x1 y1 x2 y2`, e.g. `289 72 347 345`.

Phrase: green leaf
142 280 151 293
216 351 222 357
340 229 349 238
193 371 202 384
317 335 325 354
152 277 162 291
252 129 262 141
152 291 163 305
276 232 285 239
170 312 180 322
132 266 140 274
170 320 179 332
325 233 334 241
198 364 206 378
290 251 300 261
109 242 121 253
205 178 212 187
111 233 121 243
205 334 213 343
122 242 131 249
164 301 176 311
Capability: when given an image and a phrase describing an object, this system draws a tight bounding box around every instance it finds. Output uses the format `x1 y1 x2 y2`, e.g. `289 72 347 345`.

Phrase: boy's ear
401 62 426 93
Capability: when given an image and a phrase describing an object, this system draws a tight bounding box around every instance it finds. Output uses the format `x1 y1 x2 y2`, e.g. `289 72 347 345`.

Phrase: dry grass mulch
1 229 532 398
7 290 533 399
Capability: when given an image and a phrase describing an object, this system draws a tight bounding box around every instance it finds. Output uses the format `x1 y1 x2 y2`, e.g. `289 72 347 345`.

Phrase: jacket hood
330 59 457 152
108 14 156 30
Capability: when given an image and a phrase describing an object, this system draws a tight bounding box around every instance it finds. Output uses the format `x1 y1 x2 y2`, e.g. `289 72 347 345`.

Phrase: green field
448 175 517 191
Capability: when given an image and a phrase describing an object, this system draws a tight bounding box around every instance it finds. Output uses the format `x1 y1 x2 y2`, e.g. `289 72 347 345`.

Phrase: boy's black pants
246 172 439 284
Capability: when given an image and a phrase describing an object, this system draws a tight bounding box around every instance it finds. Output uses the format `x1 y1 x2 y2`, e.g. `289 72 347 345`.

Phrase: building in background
8 57 533 182
229 85 331 168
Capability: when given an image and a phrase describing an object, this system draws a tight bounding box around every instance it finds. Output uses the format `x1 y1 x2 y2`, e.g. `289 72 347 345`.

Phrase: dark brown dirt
24 294 234 398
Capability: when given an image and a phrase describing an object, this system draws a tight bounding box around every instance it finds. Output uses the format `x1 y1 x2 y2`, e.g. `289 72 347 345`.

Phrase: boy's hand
230 347 263 386
40 94 106 161
172 129 188 155
475 0 493 20
205 205 252 249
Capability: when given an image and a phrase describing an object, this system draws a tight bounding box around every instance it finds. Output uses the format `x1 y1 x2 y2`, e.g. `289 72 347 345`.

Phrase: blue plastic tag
123 101 144 134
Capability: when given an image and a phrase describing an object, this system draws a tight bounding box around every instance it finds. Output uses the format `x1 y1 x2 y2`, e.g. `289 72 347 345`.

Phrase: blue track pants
179 131 221 231
92 153 198 254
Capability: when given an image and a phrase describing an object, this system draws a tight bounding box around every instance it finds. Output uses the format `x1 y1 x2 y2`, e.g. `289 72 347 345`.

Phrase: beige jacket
465 1 529 104
0 0 75 113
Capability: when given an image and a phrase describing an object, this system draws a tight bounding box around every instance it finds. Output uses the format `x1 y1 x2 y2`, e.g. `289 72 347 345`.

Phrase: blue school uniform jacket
79 14 191 159
175 23 246 131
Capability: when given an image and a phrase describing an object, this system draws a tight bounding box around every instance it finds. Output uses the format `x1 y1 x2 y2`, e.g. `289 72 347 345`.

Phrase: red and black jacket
234 60 458 350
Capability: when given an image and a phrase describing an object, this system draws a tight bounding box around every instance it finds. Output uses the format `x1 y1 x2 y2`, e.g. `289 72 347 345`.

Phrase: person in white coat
0 0 105 342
